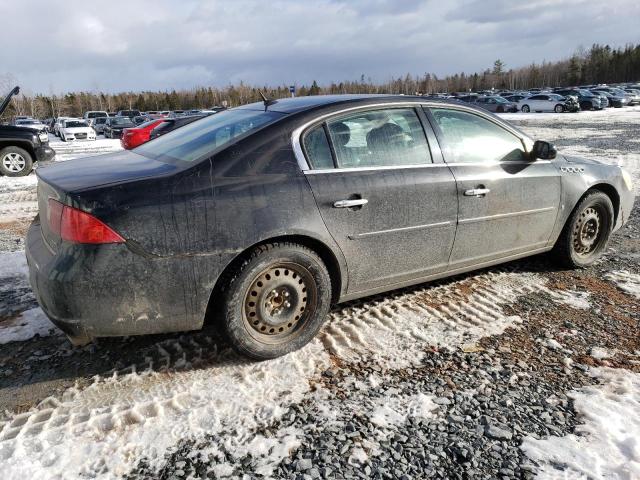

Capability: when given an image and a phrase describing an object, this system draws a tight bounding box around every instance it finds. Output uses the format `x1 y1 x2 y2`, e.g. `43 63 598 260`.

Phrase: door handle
464 188 491 197
333 199 368 208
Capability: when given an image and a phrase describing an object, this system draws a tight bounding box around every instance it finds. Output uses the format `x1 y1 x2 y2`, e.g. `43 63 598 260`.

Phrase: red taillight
48 199 125 244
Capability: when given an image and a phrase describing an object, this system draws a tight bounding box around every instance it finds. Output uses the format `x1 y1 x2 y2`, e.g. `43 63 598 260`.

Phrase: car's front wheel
553 191 614 268
521 105 530 113
554 104 564 113
220 242 332 360
0 146 33 177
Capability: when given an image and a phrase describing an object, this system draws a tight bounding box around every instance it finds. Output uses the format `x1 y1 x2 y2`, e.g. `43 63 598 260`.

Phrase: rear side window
303 127 334 169
325 108 431 168
430 108 526 164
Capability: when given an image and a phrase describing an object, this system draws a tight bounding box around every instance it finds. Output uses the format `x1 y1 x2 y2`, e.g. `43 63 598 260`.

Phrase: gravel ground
0 113 638 479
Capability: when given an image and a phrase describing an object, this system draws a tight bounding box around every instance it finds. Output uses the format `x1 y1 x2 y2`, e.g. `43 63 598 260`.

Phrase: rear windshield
135 108 285 163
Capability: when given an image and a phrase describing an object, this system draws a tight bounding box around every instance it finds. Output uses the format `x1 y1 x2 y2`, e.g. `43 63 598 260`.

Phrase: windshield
135 108 285 163
112 117 134 126
495 97 508 103
87 112 107 118
17 120 40 125
65 121 88 128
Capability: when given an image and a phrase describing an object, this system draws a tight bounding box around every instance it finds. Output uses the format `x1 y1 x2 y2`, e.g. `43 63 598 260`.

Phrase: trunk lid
36 149 178 192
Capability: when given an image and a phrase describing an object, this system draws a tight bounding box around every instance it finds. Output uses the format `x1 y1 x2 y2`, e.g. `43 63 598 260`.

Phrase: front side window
325 108 431 168
136 108 284 163
430 108 527 164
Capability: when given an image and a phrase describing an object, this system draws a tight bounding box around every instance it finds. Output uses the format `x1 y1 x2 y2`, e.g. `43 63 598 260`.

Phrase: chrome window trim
291 101 535 173
303 160 551 175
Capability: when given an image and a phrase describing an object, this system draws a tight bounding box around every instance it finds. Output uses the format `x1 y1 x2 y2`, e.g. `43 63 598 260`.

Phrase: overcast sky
1 0 639 94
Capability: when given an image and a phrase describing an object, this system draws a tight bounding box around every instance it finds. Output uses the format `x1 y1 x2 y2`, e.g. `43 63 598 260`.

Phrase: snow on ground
0 308 60 344
522 368 640 479
604 270 640 299
0 341 330 478
49 136 123 162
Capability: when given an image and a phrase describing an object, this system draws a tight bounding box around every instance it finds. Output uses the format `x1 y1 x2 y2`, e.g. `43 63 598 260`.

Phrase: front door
425 106 561 270
302 107 459 293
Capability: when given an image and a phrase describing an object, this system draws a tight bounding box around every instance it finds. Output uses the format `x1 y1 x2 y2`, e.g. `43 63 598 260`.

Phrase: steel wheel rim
2 153 26 172
243 262 317 344
572 206 604 256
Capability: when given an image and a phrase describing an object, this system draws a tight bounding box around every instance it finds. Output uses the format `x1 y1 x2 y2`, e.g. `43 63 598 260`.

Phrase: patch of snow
348 446 369 465
0 308 60 344
549 289 591 310
590 347 613 360
522 368 640 479
605 270 640 299
369 393 438 429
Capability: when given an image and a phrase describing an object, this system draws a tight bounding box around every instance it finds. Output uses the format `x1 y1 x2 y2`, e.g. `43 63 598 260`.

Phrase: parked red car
121 119 166 149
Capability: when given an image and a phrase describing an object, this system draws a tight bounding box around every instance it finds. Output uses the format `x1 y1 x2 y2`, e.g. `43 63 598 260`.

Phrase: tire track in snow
318 266 547 366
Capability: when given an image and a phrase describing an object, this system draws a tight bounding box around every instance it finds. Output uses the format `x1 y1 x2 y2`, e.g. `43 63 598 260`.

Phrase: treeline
2 43 640 119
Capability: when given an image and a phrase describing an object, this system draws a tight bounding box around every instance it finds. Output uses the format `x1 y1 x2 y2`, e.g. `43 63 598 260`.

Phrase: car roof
235 94 476 114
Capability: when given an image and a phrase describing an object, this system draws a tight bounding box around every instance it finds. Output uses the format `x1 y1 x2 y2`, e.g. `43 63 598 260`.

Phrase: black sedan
103 116 136 138
26 95 635 359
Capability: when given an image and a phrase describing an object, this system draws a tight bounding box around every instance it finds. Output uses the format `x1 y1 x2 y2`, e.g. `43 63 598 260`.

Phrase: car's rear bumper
26 219 211 344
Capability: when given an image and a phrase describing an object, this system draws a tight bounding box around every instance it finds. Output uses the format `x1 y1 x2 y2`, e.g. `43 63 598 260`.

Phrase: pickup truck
0 86 55 176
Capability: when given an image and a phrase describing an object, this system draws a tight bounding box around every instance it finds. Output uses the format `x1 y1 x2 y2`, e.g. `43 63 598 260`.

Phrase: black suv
0 87 55 176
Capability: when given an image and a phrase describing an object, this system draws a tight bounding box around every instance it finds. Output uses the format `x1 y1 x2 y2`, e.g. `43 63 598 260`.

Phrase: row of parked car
425 82 640 113
45 109 222 149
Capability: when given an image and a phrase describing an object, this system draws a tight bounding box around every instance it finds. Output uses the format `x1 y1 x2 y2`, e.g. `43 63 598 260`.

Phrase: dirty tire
553 191 614 268
521 105 530 113
221 242 332 360
0 146 33 177
554 104 564 113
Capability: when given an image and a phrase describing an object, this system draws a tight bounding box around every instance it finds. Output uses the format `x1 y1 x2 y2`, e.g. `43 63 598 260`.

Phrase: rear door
425 106 561 270
301 106 459 293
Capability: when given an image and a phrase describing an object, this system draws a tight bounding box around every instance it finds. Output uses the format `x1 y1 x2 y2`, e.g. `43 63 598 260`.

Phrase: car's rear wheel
0 146 33 177
220 242 332 360
554 104 564 113
553 191 614 268
521 105 530 113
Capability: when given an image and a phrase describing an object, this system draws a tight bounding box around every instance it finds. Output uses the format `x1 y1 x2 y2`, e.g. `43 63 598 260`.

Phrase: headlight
38 132 48 143
620 168 633 191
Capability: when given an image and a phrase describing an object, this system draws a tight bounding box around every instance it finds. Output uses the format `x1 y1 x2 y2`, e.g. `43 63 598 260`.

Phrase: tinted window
136 108 284 163
529 95 545 100
326 108 431 168
430 108 526 164
303 126 334 169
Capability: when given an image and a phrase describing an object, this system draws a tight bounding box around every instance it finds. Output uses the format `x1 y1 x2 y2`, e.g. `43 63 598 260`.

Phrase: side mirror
532 140 557 160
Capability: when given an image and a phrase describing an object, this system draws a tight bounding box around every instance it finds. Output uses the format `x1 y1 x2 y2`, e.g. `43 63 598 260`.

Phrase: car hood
36 149 179 192
563 155 606 166
0 124 39 134
64 127 93 134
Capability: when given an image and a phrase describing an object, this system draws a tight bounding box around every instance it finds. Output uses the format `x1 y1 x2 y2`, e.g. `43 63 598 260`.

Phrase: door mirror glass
532 140 557 160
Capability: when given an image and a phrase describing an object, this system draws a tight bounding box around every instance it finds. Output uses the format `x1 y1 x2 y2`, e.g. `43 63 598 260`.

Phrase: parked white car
59 119 96 142
53 117 71 137
517 94 568 113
